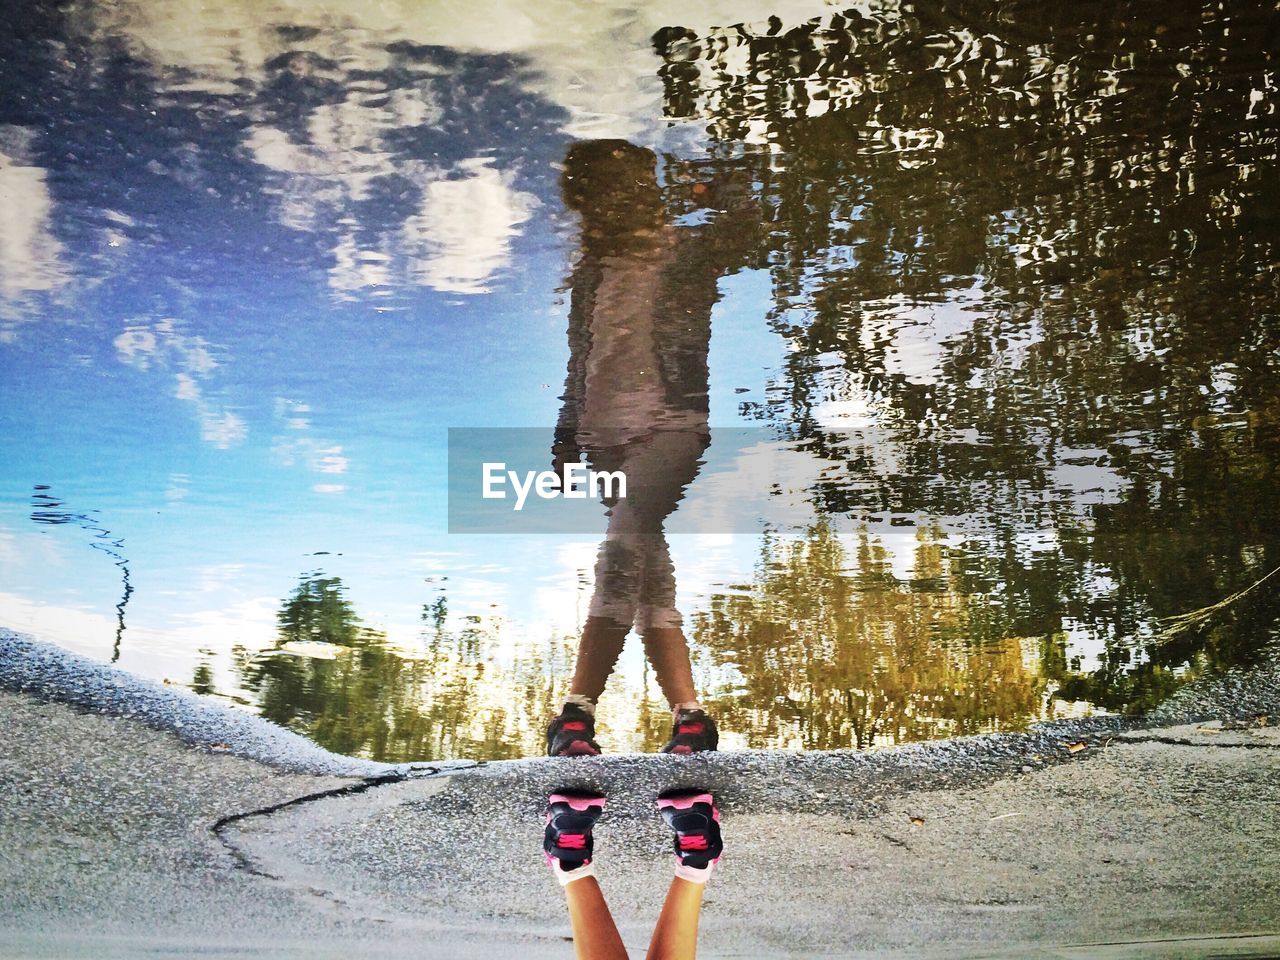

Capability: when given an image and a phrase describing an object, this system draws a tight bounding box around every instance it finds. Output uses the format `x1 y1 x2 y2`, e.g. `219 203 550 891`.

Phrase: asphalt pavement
2 628 1279 959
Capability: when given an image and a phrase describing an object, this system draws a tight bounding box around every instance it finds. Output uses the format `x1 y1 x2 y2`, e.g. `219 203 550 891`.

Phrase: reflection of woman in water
543 789 724 960
544 140 755 757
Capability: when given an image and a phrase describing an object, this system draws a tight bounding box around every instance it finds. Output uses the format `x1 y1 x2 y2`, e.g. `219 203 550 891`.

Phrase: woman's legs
569 614 631 703
546 792 630 958
569 534 641 703
563 876 630 960
644 877 705 960
640 626 698 707
647 790 722 960
546 789 721 960
551 547 633 754
567 427 710 713
555 830 711 960
574 532 701 709
634 537 719 753
634 532 698 708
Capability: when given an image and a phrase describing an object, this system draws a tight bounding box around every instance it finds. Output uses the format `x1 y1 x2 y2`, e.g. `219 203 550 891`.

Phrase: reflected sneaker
661 707 718 754
546 702 602 757
658 790 723 883
544 791 606 885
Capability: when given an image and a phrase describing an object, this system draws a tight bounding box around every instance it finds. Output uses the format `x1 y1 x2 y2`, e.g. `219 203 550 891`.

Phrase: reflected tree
190 649 217 697
238 574 433 760
692 520 1047 749
235 572 600 761
655 0 1280 710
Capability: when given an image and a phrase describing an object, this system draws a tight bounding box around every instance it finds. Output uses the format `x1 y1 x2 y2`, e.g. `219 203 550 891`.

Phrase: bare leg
640 626 697 707
644 876 705 960
636 534 697 708
569 615 631 702
571 532 642 704
563 876 630 960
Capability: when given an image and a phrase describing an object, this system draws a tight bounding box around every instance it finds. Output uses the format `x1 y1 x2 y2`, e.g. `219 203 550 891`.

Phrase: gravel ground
3 628 1280 958
0 630 431 777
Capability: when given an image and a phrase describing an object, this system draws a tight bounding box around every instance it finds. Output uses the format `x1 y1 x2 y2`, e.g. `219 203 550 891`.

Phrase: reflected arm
553 259 600 470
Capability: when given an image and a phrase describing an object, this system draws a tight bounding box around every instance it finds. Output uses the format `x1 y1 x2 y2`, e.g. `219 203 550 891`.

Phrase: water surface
2 0 1277 760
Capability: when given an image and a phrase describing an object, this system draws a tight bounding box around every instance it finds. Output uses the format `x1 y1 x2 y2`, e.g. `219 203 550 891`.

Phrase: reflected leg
568 427 708 712
640 625 698 708
570 536 641 702
644 877 705 960
636 534 697 708
564 876 631 960
551 530 640 755
569 614 631 703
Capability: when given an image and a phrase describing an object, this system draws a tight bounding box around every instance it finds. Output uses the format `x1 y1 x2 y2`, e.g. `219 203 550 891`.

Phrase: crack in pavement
208 761 482 921
1118 734 1279 750
207 764 484 928
211 771 424 879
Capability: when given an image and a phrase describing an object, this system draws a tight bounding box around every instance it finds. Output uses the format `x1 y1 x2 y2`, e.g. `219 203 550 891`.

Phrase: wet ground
3 628 1279 958
2 0 1279 948
3 0 1279 761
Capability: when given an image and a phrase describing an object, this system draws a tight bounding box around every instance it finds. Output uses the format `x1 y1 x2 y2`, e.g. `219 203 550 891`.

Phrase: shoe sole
553 740 601 757
656 790 720 821
548 792 606 812
660 738 718 754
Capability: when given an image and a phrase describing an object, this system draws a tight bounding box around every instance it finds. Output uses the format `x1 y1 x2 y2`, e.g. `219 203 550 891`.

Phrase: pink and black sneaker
544 790 606 878
658 789 723 880
546 702 602 757
661 707 718 754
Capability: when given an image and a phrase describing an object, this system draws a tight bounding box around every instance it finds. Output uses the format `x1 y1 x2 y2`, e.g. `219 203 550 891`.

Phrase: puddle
2 0 1278 760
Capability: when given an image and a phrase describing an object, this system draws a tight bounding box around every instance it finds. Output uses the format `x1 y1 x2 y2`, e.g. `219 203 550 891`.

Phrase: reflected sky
2 0 1278 760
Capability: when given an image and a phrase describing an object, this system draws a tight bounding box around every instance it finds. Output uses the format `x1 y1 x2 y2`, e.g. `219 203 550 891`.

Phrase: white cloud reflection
72 0 840 134
114 319 246 447
66 0 839 299
0 126 70 320
317 158 539 297
270 400 355 492
401 159 539 295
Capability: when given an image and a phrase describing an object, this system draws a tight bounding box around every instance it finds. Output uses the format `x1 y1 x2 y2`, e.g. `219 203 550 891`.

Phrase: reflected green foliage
656 0 1280 710
234 573 594 762
190 653 216 697
693 521 1048 749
